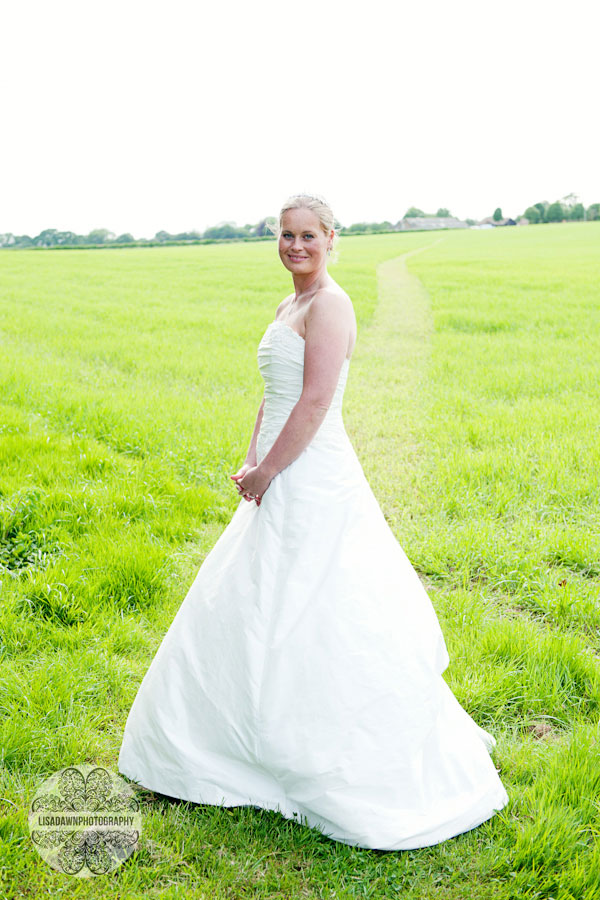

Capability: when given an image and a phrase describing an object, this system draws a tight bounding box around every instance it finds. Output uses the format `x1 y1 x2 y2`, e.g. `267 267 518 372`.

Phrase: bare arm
258 293 351 480
244 396 265 467
258 398 329 479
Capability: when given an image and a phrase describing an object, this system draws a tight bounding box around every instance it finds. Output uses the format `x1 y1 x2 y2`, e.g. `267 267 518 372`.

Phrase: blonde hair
269 192 340 263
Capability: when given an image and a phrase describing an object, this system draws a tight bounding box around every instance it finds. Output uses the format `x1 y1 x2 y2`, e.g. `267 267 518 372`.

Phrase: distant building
395 216 469 231
477 216 517 227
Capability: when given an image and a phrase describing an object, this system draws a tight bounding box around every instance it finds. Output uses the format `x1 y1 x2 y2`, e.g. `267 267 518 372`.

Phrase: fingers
235 482 252 501
230 473 262 506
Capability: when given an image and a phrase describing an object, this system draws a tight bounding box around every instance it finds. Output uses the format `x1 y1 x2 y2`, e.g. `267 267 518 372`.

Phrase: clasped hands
230 462 272 506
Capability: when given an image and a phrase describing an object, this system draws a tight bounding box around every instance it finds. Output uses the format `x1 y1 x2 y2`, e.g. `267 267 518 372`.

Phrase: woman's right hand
230 463 260 504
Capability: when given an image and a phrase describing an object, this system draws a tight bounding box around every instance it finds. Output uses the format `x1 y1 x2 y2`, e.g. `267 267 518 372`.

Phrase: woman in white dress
118 193 509 850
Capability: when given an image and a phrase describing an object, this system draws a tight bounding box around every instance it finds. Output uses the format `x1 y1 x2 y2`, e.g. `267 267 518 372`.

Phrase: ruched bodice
256 320 351 464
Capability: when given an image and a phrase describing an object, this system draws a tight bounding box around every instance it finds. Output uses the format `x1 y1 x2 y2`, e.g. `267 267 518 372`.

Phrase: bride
230 195 355 506
118 193 509 850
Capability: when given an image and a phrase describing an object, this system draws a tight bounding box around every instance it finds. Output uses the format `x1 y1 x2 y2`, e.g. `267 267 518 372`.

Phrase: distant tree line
338 197 599 235
1 196 598 249
0 218 280 249
520 197 599 224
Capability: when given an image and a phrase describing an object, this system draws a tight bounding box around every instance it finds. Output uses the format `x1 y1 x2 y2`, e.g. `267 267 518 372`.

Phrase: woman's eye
303 234 314 239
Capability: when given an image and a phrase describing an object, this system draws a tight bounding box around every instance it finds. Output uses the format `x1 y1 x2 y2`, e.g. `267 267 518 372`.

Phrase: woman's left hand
232 465 273 506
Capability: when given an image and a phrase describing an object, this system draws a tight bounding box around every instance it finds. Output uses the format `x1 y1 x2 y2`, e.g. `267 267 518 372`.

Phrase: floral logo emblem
28 764 142 877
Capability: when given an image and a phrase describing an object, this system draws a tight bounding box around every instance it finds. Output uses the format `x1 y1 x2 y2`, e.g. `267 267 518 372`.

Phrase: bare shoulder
307 287 357 359
308 286 356 330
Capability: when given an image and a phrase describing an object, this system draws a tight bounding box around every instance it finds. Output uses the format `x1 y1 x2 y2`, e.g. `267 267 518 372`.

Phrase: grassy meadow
1 222 599 898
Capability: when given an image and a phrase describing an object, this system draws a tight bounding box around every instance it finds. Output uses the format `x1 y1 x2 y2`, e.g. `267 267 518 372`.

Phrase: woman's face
278 208 332 276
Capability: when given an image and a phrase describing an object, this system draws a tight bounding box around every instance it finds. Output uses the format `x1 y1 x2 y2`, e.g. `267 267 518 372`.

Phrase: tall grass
1 223 599 898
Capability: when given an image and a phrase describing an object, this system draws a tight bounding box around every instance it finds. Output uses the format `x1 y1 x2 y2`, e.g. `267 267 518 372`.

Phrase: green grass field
1 222 599 898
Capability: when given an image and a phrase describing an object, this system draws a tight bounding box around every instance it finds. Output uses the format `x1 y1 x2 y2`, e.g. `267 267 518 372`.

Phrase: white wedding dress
118 319 508 850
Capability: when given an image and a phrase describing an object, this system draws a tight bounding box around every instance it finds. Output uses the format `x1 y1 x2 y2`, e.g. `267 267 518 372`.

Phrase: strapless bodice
256 320 351 464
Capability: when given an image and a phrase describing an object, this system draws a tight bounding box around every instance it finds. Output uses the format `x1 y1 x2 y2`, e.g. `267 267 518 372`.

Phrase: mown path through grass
345 240 442 529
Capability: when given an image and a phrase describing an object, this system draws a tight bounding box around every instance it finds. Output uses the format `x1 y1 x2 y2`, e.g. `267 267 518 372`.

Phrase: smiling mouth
289 255 308 261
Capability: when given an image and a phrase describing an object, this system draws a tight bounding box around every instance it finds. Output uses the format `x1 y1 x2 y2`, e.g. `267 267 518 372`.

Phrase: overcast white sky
1 0 598 238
